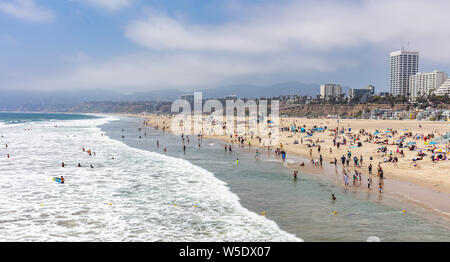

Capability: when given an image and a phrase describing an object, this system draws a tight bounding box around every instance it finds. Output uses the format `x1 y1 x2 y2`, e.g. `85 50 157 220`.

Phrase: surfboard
53 177 64 184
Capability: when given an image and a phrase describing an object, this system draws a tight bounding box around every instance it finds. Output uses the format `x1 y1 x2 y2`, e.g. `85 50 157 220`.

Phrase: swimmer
61 162 65 168
90 164 94 169
78 163 81 167
331 194 336 201
293 170 298 179
60 176 65 184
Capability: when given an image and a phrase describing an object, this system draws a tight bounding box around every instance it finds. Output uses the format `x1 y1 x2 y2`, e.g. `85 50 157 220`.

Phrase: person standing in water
236 158 239 166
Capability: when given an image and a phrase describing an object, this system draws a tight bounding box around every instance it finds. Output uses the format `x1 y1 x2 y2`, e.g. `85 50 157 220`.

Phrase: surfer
60 176 65 184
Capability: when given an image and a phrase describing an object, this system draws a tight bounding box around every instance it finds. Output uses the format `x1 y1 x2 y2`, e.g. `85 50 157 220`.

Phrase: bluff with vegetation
280 104 435 118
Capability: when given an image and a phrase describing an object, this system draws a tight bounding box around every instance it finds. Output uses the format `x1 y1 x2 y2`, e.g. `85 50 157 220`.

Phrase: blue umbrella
374 131 381 135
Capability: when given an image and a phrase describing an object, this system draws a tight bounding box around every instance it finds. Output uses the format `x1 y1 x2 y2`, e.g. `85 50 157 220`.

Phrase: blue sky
1 0 450 94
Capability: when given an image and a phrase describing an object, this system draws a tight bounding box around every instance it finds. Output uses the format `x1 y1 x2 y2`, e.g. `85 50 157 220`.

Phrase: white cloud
125 0 450 62
25 52 353 91
0 0 54 22
7 0 450 92
86 0 133 11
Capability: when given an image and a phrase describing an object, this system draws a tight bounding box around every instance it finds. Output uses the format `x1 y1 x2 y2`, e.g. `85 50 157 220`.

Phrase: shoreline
124 113 450 220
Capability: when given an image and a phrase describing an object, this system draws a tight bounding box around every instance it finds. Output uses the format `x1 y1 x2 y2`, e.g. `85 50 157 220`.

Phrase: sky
1 0 450 94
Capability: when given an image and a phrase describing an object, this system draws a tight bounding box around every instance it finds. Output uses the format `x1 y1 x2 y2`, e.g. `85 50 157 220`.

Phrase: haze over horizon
1 0 450 94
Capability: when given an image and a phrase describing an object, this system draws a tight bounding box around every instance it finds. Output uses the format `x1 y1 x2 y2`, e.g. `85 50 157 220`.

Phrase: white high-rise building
390 50 419 97
409 71 448 100
320 84 342 100
435 79 450 96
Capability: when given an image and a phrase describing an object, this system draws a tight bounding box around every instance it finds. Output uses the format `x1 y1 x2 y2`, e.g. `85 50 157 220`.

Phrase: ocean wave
0 116 301 242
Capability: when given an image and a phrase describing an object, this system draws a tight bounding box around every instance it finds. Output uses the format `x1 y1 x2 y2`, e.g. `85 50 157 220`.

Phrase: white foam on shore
0 116 301 242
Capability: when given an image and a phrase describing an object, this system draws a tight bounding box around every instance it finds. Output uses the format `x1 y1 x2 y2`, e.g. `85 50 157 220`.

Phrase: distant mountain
122 89 183 102
199 82 320 99
0 82 321 111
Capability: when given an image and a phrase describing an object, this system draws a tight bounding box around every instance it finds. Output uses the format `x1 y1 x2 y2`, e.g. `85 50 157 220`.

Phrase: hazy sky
1 0 450 93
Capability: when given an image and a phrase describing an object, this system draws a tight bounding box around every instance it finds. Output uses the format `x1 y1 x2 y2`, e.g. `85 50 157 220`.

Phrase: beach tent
396 139 404 142
385 130 391 133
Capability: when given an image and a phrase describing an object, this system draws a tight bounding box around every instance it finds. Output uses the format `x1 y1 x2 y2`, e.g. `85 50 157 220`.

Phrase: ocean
0 112 449 241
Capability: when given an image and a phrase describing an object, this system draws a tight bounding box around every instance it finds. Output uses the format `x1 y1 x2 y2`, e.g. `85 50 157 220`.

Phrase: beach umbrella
374 131 381 135
429 141 437 145
396 139 403 142
407 142 416 145
385 130 391 133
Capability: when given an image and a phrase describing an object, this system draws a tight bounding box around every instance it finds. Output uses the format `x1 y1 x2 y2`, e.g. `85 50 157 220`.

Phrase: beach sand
137 114 450 193
129 113 450 218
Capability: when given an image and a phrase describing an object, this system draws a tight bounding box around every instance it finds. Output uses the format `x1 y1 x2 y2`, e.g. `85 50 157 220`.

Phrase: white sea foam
0 116 301 242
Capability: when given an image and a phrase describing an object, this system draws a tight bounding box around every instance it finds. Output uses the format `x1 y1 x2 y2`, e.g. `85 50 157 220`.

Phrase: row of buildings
319 84 376 103
320 49 450 102
390 50 449 100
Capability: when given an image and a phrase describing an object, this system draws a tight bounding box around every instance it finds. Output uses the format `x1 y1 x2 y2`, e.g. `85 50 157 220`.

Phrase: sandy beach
136 114 450 208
